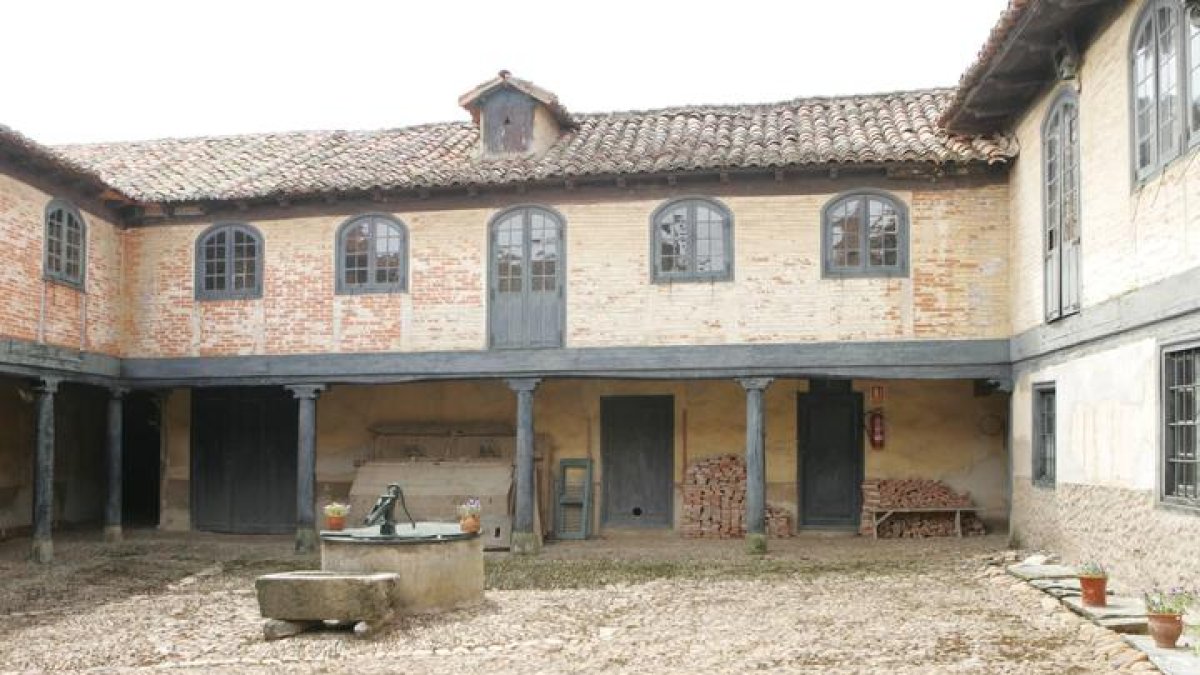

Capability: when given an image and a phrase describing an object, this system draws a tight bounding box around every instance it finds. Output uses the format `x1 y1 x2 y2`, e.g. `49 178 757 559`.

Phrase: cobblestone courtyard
0 532 1153 673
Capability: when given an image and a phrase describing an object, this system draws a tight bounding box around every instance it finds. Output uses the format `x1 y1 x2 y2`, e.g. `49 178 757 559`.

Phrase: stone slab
255 571 398 622
1096 617 1150 635
1030 577 1086 598
1124 635 1200 675
1007 563 1079 581
1064 595 1149 621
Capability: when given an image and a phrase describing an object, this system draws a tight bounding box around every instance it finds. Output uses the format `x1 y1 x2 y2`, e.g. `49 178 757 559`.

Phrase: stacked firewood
681 455 793 538
859 478 985 538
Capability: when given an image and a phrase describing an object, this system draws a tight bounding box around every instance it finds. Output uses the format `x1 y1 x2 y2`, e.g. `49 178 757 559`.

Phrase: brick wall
123 178 1009 357
1009 2 1200 334
0 172 123 355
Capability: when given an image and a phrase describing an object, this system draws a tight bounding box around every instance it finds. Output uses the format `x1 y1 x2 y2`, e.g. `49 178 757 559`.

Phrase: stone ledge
1123 635 1200 675
255 571 398 622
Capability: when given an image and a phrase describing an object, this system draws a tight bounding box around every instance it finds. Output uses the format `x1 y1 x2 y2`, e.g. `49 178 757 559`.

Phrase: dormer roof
458 70 575 129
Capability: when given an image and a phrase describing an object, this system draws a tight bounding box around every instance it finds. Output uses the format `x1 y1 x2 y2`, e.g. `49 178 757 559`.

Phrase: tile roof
941 0 1035 130
0 124 131 201
55 88 1016 205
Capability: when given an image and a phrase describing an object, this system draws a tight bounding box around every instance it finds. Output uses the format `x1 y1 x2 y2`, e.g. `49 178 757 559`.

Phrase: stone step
255 571 399 623
1007 563 1078 581
1063 595 1150 634
1124 635 1200 675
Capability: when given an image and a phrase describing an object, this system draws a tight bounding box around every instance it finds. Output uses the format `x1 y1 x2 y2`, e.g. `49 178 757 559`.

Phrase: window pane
866 198 899 268
1158 5 1181 160
829 198 862 268
529 211 558 292
203 232 227 292
693 203 726 274
657 206 690 274
343 222 370 286
1165 348 1200 503
496 215 523 293
232 229 257 290
1135 20 1158 171
1190 12 1200 133
371 219 403 286
1034 388 1056 485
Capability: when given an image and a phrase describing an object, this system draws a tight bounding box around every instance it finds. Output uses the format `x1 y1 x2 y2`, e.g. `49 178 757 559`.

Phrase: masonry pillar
287 384 326 554
738 377 773 554
32 377 60 564
104 387 129 543
507 378 541 555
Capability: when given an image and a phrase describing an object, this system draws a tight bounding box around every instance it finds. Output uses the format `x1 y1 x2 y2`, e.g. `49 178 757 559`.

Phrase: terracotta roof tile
56 88 1016 204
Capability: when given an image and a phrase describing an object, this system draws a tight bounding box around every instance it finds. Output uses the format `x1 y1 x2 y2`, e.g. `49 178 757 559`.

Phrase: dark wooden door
192 387 297 534
798 388 863 529
490 207 564 349
601 396 673 527
122 392 161 527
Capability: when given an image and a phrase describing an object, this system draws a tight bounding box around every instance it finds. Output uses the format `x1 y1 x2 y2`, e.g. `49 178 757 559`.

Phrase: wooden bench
864 506 978 538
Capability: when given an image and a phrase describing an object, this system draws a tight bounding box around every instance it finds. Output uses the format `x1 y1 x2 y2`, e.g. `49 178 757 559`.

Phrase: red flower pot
1147 613 1184 649
1079 575 1107 607
325 514 346 531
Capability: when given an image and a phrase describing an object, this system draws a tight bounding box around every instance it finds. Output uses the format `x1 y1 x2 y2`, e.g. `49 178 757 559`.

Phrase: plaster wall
157 377 1008 534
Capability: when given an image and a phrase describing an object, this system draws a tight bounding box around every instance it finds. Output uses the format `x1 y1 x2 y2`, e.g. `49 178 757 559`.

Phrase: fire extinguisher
867 408 886 449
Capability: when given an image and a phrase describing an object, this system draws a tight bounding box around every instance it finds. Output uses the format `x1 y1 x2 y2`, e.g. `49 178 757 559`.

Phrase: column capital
35 377 61 395
737 377 774 392
108 386 131 399
506 378 542 393
286 384 326 400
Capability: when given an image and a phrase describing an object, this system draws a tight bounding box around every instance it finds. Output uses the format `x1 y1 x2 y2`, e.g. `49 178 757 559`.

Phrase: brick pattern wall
122 179 1009 358
0 172 122 355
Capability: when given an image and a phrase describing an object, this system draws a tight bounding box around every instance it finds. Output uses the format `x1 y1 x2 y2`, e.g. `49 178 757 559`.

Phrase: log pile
681 455 793 538
859 478 985 538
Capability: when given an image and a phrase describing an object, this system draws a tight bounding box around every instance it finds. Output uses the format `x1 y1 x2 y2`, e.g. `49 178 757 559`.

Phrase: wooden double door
489 207 565 349
191 387 297 534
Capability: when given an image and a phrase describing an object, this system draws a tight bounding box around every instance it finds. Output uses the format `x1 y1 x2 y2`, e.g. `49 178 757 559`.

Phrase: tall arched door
489 206 564 348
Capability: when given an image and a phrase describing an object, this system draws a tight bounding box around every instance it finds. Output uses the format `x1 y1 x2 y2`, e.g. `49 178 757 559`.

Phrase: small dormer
459 71 575 158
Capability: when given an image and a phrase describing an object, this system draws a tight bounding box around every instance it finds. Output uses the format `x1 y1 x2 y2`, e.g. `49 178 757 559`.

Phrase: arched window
1043 90 1081 321
1132 0 1184 179
195 223 263 300
336 214 408 294
821 191 908 278
650 197 733 282
44 199 86 287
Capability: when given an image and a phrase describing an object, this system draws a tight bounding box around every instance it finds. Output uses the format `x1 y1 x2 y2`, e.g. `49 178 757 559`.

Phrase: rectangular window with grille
1033 384 1056 488
1164 346 1199 507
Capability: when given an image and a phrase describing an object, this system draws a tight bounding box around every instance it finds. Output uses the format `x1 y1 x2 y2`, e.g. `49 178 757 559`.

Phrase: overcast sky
3 0 1009 145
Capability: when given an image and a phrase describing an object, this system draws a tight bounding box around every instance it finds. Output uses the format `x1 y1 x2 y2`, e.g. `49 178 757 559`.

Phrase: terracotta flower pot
1078 575 1107 607
459 515 481 534
1147 613 1184 649
325 514 346 531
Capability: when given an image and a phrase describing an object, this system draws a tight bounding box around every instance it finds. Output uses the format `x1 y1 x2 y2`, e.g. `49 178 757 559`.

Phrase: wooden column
287 384 325 555
104 387 129 543
32 377 60 564
507 378 541 555
738 377 773 554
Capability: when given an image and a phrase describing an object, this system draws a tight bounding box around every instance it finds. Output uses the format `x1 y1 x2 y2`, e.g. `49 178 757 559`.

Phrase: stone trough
255 523 484 639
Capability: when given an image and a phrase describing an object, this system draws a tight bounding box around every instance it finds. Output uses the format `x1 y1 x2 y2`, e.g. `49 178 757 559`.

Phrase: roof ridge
571 86 959 119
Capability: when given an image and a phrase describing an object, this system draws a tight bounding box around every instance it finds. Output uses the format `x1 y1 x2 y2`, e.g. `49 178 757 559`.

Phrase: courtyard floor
0 531 1151 674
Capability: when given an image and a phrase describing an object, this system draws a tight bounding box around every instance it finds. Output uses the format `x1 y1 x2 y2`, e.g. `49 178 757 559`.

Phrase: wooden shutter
555 459 592 539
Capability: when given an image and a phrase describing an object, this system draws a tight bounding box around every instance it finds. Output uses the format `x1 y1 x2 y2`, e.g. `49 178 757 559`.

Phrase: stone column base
31 537 52 564
510 531 541 555
295 527 317 555
745 532 767 555
103 525 123 543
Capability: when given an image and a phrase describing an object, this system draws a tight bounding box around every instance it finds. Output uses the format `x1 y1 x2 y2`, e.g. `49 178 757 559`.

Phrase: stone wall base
1011 480 1200 589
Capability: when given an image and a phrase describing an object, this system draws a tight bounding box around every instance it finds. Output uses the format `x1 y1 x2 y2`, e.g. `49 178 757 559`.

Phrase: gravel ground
0 531 1156 674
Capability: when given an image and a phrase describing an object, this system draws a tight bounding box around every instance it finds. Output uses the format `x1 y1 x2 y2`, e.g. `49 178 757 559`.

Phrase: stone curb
1001 561 1199 674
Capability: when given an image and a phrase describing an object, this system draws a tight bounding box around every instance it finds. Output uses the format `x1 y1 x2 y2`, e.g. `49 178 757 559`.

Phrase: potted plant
457 497 482 534
1144 587 1194 649
323 502 350 531
1077 561 1108 607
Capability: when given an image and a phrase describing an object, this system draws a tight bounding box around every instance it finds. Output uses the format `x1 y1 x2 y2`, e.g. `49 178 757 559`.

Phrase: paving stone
1124 635 1200 675
1007 563 1079 581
